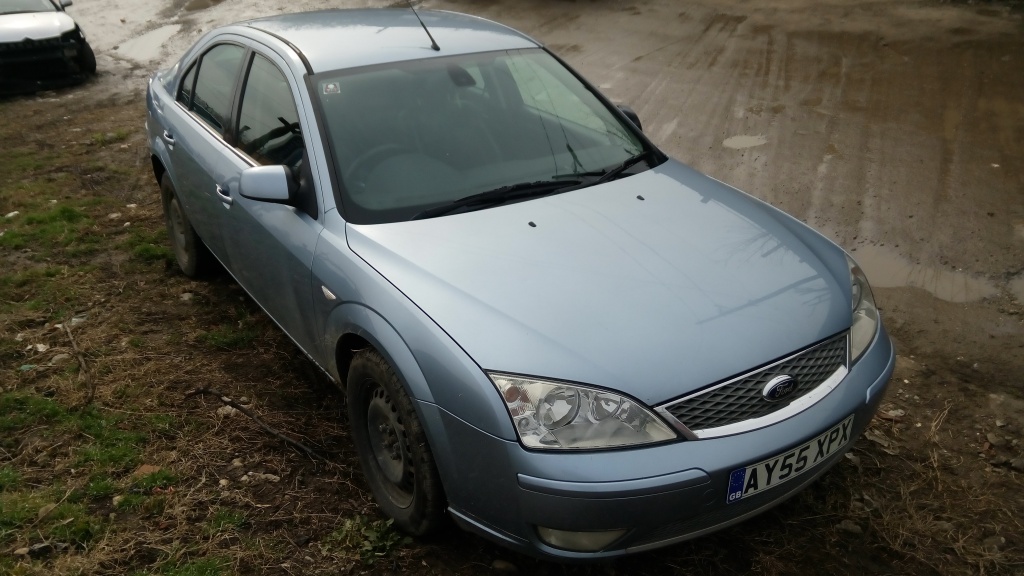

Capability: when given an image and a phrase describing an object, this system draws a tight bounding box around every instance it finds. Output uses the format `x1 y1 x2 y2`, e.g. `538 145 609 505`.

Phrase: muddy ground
1 0 1023 574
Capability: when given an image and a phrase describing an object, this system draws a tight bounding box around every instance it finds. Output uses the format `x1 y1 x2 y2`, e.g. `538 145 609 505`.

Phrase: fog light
536 526 627 552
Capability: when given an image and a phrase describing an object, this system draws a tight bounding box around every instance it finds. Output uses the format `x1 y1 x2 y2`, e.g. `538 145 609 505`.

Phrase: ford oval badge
763 375 797 402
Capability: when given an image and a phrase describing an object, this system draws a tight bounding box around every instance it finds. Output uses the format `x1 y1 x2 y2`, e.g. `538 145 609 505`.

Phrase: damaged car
0 0 95 92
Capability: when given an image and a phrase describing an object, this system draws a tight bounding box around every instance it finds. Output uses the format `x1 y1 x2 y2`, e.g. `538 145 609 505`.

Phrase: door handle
162 130 175 149
215 184 233 206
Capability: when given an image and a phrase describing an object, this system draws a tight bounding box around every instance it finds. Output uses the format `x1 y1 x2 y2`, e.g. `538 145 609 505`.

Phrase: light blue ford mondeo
146 8 895 560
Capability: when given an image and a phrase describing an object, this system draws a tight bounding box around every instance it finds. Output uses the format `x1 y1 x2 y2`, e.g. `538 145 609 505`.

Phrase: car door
218 48 325 361
161 41 248 264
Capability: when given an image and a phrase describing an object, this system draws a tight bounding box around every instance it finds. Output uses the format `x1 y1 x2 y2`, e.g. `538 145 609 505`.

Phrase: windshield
0 0 58 15
315 49 654 224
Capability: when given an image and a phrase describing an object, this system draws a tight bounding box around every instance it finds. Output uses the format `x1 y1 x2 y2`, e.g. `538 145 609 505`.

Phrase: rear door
161 40 248 264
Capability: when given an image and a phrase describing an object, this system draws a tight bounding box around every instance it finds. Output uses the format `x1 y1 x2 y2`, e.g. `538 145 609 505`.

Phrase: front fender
323 302 435 404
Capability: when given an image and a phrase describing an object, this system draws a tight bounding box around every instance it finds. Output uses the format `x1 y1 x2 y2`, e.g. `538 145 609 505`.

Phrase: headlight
489 373 677 450
60 27 83 43
848 256 879 363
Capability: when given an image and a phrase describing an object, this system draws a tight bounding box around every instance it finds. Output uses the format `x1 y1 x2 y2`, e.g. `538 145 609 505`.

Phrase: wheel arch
325 302 435 404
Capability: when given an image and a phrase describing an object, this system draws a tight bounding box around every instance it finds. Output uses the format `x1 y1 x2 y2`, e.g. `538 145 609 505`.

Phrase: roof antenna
407 0 440 51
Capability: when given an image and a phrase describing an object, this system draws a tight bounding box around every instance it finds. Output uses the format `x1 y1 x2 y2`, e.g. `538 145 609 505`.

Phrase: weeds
322 516 409 565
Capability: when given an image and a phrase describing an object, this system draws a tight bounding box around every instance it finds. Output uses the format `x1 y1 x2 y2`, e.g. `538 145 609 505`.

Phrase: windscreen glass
315 49 648 224
0 0 58 14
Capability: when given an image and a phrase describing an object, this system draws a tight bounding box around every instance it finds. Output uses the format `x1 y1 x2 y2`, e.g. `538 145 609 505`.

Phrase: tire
160 173 210 277
347 349 445 535
79 41 96 75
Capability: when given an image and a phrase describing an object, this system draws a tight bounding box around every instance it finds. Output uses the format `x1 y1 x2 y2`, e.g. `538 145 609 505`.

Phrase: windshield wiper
550 149 658 183
411 179 582 220
593 149 657 185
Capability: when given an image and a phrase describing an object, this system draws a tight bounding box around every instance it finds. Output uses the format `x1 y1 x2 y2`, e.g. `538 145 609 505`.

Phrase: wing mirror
617 105 642 132
239 165 296 203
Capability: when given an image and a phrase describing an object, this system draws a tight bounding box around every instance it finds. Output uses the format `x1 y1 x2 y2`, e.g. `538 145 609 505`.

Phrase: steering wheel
346 144 407 191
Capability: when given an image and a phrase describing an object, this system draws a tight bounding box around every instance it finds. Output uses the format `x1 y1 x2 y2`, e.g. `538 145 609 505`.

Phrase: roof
242 9 540 73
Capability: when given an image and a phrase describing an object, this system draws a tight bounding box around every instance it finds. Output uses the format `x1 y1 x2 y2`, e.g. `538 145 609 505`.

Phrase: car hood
0 12 76 43
347 160 852 405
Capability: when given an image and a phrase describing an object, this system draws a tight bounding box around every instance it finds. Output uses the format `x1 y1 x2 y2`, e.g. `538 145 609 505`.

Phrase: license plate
726 414 854 504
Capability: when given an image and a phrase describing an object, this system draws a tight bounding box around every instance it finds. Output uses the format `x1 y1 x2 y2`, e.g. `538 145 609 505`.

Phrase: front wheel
347 350 445 535
78 41 96 75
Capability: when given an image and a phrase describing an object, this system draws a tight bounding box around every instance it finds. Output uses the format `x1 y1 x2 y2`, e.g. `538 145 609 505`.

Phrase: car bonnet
347 160 852 406
0 11 76 43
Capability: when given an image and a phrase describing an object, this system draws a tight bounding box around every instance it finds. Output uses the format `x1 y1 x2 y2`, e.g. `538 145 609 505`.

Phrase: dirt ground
1 0 1023 574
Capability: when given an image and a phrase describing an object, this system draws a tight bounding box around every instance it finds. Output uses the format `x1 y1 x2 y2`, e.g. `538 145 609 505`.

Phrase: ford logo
763 375 797 402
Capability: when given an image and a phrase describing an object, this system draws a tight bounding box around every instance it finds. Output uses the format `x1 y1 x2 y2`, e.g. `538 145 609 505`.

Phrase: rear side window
189 44 246 133
236 54 303 169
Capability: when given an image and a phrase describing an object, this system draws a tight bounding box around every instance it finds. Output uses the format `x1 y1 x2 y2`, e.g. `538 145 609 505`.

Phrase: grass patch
0 467 20 492
85 474 117 500
206 509 245 535
161 557 229 576
91 130 130 146
198 326 259 350
133 469 178 492
0 393 144 473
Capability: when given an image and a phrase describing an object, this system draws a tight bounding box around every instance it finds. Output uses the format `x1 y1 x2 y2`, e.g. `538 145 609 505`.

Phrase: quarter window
177 63 196 107
236 54 303 169
190 43 246 133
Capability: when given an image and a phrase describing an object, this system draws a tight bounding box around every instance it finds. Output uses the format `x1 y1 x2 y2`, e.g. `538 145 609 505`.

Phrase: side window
236 54 303 169
177 63 196 107
190 44 246 133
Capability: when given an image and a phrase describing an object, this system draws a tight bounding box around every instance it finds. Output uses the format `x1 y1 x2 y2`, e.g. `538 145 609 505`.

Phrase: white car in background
0 0 95 92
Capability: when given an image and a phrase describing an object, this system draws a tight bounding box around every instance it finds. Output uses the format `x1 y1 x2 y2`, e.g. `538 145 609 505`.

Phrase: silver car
146 8 894 559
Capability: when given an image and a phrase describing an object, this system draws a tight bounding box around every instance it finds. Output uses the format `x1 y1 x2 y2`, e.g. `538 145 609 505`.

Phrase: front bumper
0 35 89 92
420 324 895 560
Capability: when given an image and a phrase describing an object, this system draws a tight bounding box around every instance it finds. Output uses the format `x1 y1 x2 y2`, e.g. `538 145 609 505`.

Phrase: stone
1010 458 1024 472
112 495 124 507
13 547 29 556
491 559 518 573
219 479 230 487
986 433 1007 447
37 503 57 521
180 292 194 302
836 519 863 535
50 353 72 365
989 456 1008 466
132 464 162 478
983 535 1005 552
230 458 244 468
217 405 239 417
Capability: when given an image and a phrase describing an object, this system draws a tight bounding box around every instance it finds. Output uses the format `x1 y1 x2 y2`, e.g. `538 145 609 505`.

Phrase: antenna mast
407 1 440 51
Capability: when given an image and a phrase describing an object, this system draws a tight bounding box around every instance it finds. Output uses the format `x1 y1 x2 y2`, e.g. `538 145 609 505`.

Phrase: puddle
1010 274 1024 302
723 134 768 149
852 244 999 303
185 0 226 10
117 25 181 63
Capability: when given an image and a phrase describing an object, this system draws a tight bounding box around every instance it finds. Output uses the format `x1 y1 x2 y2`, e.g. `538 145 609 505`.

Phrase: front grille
0 37 64 53
660 332 848 433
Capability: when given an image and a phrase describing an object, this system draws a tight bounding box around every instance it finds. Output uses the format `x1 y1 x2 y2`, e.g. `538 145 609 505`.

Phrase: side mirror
617 105 642 132
239 165 296 203
59 0 73 7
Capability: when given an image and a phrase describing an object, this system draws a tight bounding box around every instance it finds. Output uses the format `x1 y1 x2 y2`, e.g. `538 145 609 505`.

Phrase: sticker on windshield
322 82 340 95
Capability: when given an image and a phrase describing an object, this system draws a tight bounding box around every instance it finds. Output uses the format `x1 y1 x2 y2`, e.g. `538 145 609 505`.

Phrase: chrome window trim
655 333 849 439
